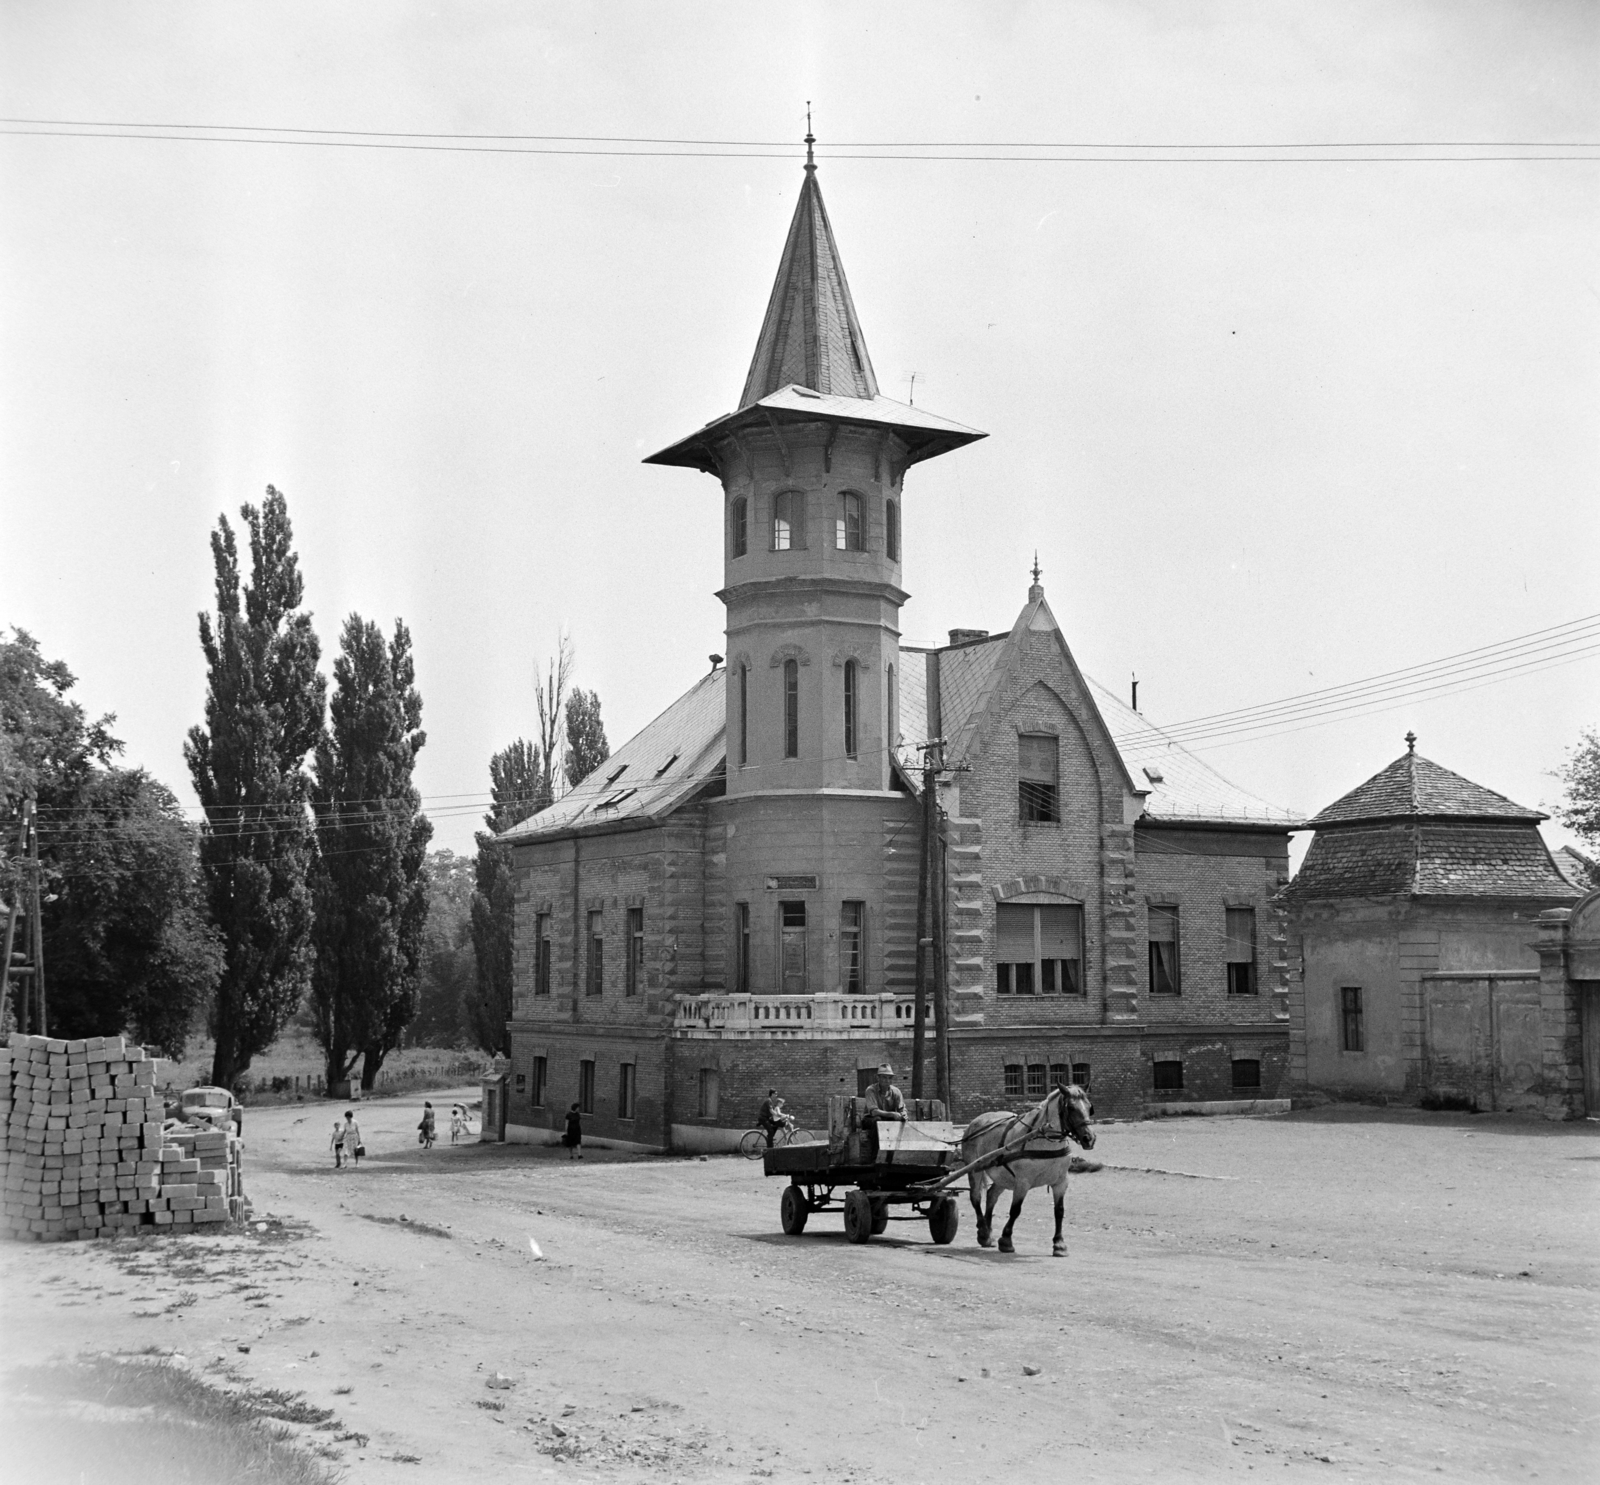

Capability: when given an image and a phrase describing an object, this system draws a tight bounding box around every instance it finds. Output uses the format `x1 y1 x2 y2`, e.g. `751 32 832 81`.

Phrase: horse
962 1082 1096 1257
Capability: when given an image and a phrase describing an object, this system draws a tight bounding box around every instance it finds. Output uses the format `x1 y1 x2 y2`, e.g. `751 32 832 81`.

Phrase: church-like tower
646 139 984 997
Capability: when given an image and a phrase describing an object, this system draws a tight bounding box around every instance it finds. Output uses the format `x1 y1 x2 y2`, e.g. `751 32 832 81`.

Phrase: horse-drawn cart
762 1095 966 1245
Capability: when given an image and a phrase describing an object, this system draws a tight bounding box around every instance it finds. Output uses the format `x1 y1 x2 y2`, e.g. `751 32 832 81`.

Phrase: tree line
2 485 607 1091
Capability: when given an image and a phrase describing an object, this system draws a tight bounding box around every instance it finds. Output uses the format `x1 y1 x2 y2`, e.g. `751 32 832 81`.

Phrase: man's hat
876 1063 895 1077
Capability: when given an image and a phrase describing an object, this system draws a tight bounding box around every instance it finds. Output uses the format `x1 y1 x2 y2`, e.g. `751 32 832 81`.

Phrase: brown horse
962 1083 1096 1256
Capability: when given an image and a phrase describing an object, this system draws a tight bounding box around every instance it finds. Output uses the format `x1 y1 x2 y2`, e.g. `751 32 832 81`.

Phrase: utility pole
3 800 45 1035
911 739 943 1100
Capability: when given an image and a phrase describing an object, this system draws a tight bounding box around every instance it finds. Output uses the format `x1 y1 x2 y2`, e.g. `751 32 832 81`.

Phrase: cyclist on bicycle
757 1089 789 1149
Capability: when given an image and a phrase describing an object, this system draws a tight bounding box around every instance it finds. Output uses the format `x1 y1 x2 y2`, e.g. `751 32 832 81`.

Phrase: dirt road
3 1094 1596 1484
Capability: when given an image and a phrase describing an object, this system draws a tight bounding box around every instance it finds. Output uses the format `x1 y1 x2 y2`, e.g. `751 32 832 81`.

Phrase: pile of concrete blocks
1 1032 241 1242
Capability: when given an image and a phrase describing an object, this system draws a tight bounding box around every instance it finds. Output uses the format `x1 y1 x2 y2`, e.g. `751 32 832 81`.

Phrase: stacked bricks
1 1032 241 1242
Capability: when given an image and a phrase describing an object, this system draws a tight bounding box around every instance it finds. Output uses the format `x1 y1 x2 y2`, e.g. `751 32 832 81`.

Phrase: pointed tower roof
645 142 985 473
1305 744 1545 829
739 146 878 407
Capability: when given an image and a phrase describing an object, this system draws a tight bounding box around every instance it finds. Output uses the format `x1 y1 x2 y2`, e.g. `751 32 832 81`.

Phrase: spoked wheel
784 1128 816 1146
739 1129 767 1159
780 1183 810 1235
843 1190 874 1244
927 1196 960 1246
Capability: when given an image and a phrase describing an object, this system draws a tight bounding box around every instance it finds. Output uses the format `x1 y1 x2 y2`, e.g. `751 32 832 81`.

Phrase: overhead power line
2 118 1596 163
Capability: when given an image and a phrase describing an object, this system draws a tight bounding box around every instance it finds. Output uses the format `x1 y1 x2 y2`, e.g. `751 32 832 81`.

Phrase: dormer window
597 787 637 811
603 763 628 787
653 752 680 778
773 490 805 551
730 497 748 558
836 492 863 551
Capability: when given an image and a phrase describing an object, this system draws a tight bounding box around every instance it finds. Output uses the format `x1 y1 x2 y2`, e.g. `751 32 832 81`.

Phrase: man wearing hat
863 1063 906 1122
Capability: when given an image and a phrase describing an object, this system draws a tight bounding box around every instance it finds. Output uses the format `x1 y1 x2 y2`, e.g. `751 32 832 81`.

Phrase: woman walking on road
563 1103 583 1160
342 1111 364 1168
418 1101 437 1149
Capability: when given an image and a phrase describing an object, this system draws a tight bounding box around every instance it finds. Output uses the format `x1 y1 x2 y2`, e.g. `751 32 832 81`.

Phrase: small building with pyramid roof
495 146 1302 1148
1283 736 1579 1110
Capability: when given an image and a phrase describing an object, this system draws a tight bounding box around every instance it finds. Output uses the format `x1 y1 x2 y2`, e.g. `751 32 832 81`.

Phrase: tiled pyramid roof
740 163 877 409
1306 748 1545 828
1286 822 1579 900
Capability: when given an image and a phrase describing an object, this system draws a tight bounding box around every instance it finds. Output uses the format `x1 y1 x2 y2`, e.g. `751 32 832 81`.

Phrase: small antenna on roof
1131 672 1139 712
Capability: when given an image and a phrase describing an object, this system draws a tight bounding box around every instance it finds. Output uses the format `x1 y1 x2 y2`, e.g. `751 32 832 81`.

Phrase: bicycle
740 1120 816 1158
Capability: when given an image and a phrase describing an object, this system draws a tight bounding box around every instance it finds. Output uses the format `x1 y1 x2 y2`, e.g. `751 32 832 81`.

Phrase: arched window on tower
730 496 748 558
836 492 864 551
773 491 805 551
843 659 858 757
886 662 897 748
783 659 799 758
737 663 749 767
886 498 900 561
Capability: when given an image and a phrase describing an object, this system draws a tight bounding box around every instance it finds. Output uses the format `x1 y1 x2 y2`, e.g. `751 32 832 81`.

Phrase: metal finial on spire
1405 730 1417 753
1028 551 1044 601
1031 551 1042 585
804 103 815 171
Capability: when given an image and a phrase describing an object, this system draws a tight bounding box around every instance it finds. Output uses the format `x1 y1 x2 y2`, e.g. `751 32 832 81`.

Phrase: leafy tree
411 847 477 1045
2 631 220 1052
468 741 547 1055
1556 727 1600 849
309 617 432 1090
185 487 326 1092
563 687 610 788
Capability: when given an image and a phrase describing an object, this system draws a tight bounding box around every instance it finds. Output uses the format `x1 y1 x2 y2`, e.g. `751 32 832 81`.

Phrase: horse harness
991 1093 1074 1174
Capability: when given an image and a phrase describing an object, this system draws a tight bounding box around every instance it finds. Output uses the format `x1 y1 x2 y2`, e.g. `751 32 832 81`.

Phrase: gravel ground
2 1093 1595 1484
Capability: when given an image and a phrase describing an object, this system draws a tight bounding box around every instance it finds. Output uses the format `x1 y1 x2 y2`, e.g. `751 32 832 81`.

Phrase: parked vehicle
176 1085 243 1135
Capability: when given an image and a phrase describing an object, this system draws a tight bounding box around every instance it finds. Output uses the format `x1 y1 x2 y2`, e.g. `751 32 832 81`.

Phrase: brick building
497 148 1299 1149
1282 735 1581 1112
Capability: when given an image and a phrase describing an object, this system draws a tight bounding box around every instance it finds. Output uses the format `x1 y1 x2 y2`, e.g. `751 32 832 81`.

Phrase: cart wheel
780 1184 810 1235
870 1198 889 1236
843 1190 874 1244
927 1195 960 1245
739 1129 767 1159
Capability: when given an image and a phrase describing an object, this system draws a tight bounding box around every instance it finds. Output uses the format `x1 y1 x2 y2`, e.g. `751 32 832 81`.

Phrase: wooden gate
1422 974 1542 1111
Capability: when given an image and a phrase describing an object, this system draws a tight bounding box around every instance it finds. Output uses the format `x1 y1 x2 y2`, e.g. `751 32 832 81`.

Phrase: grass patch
2 1354 345 1485
358 1213 454 1240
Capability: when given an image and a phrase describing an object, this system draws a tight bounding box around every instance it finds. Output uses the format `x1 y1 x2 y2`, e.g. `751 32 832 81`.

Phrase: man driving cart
863 1063 906 1122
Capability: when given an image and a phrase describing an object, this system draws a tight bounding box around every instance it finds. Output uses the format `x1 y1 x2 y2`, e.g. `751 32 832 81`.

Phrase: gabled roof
898 590 1299 827
500 669 726 844
1306 748 1545 829
740 162 877 408
1553 844 1597 892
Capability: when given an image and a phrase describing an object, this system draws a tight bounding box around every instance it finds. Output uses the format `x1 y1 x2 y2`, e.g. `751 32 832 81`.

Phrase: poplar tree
563 688 610 788
468 740 546 1055
185 487 325 1091
309 616 431 1089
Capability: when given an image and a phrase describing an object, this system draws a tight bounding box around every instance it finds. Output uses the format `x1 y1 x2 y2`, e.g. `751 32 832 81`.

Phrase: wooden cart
761 1095 966 1245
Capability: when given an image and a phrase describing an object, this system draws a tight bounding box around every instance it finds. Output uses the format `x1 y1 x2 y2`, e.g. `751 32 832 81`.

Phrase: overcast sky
4 1 1596 860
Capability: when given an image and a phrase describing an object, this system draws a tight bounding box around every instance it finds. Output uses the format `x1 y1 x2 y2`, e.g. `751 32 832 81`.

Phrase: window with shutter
994 902 1083 995
1226 908 1256 994
1018 734 1060 822
1148 906 1179 995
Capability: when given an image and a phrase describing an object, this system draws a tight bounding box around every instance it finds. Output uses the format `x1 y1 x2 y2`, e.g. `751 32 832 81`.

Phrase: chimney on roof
948 629 989 647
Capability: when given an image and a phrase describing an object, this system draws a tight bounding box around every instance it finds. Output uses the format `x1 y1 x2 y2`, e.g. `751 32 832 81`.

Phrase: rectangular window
1018 734 1061 822
1003 1063 1024 1096
730 496 748 558
1226 908 1257 995
531 1055 547 1108
1148 906 1180 995
843 660 858 757
586 910 604 996
625 907 644 996
578 1059 595 1115
995 902 1083 995
1341 987 1364 1052
836 491 863 550
1048 1061 1069 1088
697 1067 720 1119
1070 1061 1092 1089
738 664 749 768
735 902 751 993
886 498 899 561
783 659 799 759
618 1062 635 1120
1025 1063 1048 1097
840 901 864 993
1153 1058 1184 1092
1231 1058 1262 1090
535 913 551 995
780 900 808 993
